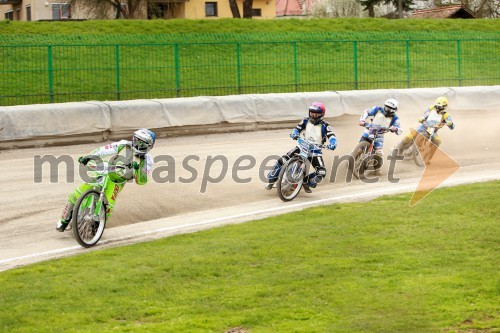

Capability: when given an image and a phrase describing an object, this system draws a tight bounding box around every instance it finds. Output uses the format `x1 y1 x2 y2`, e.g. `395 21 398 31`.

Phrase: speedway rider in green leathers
56 128 156 232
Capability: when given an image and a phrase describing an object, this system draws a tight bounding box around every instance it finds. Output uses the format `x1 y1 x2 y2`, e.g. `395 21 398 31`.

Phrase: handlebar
297 137 328 150
423 120 444 129
364 123 389 133
85 159 129 172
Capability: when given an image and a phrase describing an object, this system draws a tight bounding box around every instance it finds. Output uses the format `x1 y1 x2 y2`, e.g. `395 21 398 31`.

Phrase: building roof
276 0 315 17
410 5 476 19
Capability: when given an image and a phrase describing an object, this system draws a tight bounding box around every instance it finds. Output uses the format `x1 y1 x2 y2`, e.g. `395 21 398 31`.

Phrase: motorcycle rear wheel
351 141 375 179
413 134 433 166
409 143 424 167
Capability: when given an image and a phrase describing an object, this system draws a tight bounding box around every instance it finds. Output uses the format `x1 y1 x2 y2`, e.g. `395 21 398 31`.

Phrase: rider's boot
303 177 318 194
426 145 439 165
56 202 74 232
393 140 407 156
56 220 70 232
265 181 275 190
265 162 282 190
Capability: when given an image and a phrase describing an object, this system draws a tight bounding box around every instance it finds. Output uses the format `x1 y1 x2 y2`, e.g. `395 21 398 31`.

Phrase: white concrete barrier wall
0 101 111 141
1 86 499 142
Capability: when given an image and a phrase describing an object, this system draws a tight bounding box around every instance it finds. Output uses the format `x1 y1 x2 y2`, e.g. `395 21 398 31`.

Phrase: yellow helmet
435 97 448 113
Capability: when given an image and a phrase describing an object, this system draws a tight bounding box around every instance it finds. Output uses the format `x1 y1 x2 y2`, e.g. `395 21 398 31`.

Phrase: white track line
1 172 498 267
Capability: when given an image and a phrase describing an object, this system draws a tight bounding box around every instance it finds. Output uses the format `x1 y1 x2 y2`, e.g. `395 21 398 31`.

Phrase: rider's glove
78 156 91 166
446 120 454 129
418 117 424 123
290 129 299 140
127 161 140 171
391 126 402 135
359 120 366 127
327 137 337 151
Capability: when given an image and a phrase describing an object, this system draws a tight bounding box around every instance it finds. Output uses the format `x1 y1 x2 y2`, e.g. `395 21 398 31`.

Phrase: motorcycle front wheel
413 134 433 166
277 157 306 202
351 141 371 179
72 189 106 248
408 143 424 167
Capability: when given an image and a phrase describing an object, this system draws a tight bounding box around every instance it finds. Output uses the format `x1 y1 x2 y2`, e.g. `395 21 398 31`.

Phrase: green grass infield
0 180 499 332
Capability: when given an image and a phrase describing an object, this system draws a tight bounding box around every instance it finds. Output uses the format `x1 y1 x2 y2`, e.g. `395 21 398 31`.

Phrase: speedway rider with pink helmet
56 128 156 232
265 102 337 193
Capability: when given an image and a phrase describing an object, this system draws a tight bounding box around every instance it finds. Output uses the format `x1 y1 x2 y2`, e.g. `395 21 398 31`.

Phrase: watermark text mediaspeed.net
33 135 459 205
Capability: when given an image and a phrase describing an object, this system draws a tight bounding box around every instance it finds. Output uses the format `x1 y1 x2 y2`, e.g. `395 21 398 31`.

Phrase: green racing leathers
58 140 153 230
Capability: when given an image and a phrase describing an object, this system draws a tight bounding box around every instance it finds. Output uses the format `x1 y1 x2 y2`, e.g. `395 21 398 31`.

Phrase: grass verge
0 181 499 332
1 18 499 106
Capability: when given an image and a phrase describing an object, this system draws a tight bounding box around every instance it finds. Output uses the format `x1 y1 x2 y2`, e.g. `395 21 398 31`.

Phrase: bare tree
359 0 378 16
243 0 254 18
69 0 146 19
227 0 252 18
358 0 414 17
229 0 242 17
311 0 364 18
429 0 500 18
458 0 500 17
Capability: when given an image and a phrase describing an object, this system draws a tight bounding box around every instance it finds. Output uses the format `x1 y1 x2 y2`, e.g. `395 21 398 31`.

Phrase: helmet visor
309 111 322 119
309 106 323 119
133 137 150 153
384 106 396 115
435 104 446 112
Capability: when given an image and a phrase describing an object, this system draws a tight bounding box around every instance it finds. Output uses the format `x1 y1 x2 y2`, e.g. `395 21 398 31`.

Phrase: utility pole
398 0 403 18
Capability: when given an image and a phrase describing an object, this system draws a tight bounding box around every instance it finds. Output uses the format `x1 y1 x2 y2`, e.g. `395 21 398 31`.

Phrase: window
205 2 218 17
52 3 71 19
5 10 13 20
252 8 262 17
26 5 31 21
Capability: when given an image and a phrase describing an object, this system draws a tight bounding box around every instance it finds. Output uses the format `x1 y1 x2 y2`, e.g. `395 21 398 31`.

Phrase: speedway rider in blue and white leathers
265 102 337 193
358 98 402 174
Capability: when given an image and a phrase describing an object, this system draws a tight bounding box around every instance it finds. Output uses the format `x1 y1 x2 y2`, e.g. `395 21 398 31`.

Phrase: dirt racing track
0 111 499 271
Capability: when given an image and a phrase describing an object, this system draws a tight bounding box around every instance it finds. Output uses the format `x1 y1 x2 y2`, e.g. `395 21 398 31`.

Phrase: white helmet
384 98 398 117
132 128 156 155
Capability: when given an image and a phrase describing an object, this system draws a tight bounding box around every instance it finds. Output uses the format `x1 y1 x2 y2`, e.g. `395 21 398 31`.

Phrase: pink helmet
308 102 326 124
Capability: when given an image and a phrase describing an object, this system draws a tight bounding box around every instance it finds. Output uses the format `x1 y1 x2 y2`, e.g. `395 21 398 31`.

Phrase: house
410 5 476 19
275 0 315 17
1 0 276 21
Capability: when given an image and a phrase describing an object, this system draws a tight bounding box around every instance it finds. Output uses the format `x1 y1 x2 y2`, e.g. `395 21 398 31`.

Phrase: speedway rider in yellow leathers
394 97 455 162
56 128 155 232
265 102 337 193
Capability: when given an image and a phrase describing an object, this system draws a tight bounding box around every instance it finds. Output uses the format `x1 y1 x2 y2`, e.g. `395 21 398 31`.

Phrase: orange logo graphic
409 130 461 207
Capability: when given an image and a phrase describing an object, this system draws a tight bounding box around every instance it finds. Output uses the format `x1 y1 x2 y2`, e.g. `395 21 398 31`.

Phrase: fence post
174 44 180 97
353 41 358 90
236 43 242 94
406 40 411 88
47 45 54 103
293 42 299 92
115 45 121 101
457 40 462 87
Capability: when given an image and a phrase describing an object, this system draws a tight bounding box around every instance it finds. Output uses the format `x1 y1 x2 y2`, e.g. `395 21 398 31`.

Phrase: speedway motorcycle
276 137 326 202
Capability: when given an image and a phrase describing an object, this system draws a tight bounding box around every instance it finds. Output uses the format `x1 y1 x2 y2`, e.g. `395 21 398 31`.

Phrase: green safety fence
1 34 499 106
